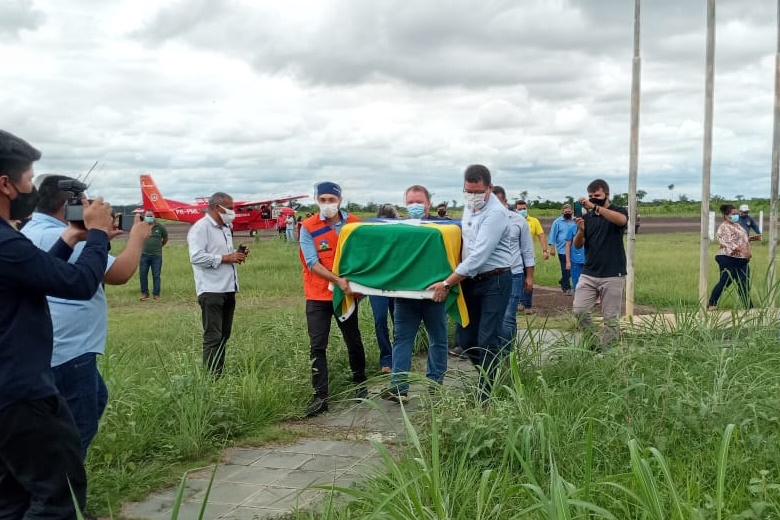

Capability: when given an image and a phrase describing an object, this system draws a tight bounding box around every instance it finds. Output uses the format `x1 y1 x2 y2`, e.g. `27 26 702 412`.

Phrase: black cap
0 130 42 162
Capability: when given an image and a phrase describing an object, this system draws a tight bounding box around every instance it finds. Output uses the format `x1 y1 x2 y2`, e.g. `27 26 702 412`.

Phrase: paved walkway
124 331 571 519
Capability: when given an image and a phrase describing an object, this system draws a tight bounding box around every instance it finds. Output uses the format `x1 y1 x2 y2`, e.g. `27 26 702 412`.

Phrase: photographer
23 175 151 463
0 129 114 519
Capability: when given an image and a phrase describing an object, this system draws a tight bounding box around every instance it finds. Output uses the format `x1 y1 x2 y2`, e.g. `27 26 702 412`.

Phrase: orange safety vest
299 213 360 301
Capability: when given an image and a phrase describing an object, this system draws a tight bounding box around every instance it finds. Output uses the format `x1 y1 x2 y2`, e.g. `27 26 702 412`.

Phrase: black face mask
563 213 572 219
589 197 606 207
9 184 39 221
437 210 446 217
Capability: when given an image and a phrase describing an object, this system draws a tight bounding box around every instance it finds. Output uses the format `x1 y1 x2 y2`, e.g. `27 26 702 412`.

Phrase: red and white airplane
140 174 307 233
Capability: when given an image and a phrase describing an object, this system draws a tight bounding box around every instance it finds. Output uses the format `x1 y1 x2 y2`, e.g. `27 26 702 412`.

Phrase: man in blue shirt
23 175 151 461
492 186 535 346
549 204 577 294
429 165 512 400
0 129 115 519
738 204 762 240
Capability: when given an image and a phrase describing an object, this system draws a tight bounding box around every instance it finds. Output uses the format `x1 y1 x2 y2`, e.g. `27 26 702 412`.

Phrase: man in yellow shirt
514 200 549 314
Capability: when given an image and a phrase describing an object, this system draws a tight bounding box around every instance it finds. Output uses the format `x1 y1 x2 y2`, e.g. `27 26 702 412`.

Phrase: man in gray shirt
429 164 511 400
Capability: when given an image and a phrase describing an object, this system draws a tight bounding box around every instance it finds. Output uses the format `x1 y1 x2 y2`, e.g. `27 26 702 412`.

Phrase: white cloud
0 0 778 206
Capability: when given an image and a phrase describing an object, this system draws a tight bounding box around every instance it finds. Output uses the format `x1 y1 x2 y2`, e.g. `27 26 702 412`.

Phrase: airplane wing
234 195 307 210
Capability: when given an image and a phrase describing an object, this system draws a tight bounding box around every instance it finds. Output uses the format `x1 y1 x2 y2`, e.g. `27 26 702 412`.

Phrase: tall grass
302 310 780 518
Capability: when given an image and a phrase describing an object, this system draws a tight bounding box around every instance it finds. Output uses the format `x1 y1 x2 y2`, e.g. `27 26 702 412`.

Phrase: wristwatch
442 281 452 291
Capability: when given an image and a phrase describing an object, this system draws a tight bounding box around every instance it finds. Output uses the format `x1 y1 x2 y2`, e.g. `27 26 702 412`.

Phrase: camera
59 179 90 222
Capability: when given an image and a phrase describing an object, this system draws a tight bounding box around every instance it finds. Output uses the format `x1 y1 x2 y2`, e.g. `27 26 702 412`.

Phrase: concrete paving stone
272 469 341 489
277 439 344 455
190 464 246 482
243 487 298 508
323 441 376 458
222 447 272 466
217 506 287 520
181 478 213 500
251 451 313 470
193 482 265 505
167 500 235 519
299 455 361 473
123 493 175 520
266 487 327 511
222 466 292 486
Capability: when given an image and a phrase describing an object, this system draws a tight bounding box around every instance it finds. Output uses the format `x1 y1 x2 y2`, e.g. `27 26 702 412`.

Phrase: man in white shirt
187 192 248 376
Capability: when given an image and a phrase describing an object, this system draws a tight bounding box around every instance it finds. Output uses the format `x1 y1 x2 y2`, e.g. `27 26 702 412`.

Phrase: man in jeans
23 175 152 459
492 186 534 346
548 204 577 294
429 165 511 400
139 210 168 300
382 185 449 402
0 129 115 519
572 179 628 351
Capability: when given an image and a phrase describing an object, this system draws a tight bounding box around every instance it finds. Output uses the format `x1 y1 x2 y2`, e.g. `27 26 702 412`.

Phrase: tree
735 194 745 201
518 190 529 202
667 184 675 202
636 189 647 202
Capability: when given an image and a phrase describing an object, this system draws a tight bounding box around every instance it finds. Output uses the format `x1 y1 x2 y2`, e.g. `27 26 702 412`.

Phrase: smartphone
573 201 583 217
237 245 247 254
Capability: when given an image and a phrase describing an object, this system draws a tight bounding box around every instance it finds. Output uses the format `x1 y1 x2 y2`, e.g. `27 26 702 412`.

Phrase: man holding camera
572 179 628 352
22 175 151 460
188 192 247 377
0 129 114 519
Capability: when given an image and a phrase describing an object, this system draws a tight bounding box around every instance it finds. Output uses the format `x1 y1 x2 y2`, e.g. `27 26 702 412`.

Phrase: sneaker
304 397 329 417
564 289 573 296
524 308 536 315
707 305 717 311
153 295 160 301
354 386 368 399
140 294 149 301
449 346 468 359
381 366 392 374
517 304 525 313
380 387 409 403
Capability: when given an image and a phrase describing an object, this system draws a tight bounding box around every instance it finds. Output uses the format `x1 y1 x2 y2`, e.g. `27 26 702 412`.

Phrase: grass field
89 232 780 517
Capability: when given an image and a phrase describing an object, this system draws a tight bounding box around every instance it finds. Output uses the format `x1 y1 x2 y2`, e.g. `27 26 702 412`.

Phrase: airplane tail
141 174 176 220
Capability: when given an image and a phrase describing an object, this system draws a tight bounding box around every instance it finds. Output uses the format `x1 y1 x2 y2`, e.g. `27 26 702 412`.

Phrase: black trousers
0 395 87 519
198 292 236 376
305 300 367 399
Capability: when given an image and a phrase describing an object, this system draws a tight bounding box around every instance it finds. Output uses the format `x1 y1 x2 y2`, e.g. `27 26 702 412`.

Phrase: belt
472 267 510 281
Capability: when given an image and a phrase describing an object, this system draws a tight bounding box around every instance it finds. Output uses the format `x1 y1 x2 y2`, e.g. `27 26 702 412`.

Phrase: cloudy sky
1 0 777 206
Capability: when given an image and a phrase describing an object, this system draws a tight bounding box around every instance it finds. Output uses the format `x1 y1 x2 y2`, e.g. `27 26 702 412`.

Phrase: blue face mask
145 216 155 224
518 209 528 218
730 214 740 223
406 203 426 219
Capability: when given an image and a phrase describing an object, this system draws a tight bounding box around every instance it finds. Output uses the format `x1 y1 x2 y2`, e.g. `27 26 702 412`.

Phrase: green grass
89 232 780 516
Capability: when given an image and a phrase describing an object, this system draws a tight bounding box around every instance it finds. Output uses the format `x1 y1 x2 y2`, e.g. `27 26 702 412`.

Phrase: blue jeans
501 272 525 344
571 262 584 293
52 353 108 460
139 253 163 296
459 271 512 399
369 295 395 368
390 299 448 393
286 227 296 242
557 253 571 291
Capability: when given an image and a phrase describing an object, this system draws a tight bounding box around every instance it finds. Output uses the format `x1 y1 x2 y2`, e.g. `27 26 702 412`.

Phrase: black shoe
304 397 329 417
380 387 409 403
354 385 368 399
449 346 468 359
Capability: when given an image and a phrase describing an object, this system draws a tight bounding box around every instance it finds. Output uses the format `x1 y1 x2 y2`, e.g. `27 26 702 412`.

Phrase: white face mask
218 205 236 225
319 203 339 219
464 192 487 211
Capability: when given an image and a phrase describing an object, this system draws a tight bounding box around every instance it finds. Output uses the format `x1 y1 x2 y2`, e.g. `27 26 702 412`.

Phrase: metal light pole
626 0 641 316
768 0 780 304
699 0 716 309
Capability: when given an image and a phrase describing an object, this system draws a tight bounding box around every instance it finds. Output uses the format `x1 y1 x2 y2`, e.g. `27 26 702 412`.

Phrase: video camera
59 179 89 222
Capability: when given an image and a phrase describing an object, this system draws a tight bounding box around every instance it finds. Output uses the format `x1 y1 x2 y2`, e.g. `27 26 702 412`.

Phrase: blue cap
316 181 341 197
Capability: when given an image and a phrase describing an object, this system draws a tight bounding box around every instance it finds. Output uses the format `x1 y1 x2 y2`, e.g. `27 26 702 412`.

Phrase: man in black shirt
572 179 628 351
0 129 114 519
